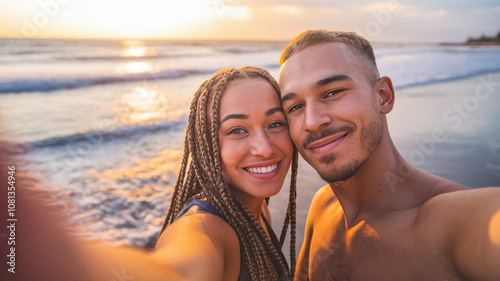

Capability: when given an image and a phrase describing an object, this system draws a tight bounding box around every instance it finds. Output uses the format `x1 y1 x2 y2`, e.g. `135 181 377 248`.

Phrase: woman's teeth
246 163 278 174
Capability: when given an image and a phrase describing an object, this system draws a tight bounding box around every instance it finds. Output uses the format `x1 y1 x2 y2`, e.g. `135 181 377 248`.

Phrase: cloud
361 2 405 13
1 0 497 42
269 5 302 15
212 4 253 21
405 8 448 17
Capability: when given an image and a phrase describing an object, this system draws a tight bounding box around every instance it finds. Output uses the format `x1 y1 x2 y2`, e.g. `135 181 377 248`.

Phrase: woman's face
218 78 293 202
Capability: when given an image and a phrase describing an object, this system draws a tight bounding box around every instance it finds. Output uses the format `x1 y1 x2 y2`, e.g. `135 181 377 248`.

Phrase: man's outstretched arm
443 187 500 280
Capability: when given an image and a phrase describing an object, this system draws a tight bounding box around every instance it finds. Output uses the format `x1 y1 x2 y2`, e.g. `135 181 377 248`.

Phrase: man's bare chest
308 221 383 280
306 220 455 281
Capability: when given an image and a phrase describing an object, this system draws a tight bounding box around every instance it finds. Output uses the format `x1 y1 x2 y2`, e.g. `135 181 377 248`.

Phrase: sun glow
118 87 169 124
115 62 153 75
61 0 220 38
116 86 188 124
124 47 147 57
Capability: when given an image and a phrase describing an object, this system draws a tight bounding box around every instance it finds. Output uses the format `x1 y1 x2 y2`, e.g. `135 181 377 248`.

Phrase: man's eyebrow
266 107 284 116
280 75 352 103
316 74 352 87
220 114 248 124
280 92 297 103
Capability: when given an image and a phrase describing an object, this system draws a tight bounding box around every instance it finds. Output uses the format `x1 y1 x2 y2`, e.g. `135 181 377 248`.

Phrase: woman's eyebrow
220 107 283 124
220 114 248 124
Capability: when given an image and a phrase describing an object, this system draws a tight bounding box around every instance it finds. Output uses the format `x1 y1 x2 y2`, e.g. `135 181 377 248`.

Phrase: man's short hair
280 30 380 84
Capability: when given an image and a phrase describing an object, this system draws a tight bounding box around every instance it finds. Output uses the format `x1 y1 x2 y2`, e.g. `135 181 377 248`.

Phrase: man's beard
312 112 383 184
319 154 361 183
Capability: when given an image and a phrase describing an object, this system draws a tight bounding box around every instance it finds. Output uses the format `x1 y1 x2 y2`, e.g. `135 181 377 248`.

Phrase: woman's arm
1 165 239 281
153 213 241 281
3 187 185 281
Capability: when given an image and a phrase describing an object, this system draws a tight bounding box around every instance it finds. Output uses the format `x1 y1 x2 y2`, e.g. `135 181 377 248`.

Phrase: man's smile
307 132 348 155
302 125 355 156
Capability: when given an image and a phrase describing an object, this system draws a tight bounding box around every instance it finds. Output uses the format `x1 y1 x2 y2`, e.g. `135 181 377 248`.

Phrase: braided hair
159 66 298 280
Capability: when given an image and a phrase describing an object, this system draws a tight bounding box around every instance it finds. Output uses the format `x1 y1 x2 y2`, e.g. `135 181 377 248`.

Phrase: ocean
1 38 500 250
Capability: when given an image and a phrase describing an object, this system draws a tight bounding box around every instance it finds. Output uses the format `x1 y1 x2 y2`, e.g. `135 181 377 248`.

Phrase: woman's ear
375 76 395 114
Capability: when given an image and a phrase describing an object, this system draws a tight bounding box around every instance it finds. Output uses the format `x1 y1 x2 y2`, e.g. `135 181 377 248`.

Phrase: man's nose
304 104 332 132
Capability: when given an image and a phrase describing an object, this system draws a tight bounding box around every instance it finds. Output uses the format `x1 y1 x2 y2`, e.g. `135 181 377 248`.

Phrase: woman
3 66 297 281
154 66 298 281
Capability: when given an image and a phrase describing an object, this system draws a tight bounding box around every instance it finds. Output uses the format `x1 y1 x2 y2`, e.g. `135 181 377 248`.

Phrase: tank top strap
175 199 222 221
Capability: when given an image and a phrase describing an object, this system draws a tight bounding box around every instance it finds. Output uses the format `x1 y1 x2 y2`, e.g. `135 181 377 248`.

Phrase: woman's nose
250 131 276 158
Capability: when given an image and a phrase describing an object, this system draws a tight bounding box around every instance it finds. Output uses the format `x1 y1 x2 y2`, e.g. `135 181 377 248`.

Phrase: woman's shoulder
157 206 238 250
154 208 240 281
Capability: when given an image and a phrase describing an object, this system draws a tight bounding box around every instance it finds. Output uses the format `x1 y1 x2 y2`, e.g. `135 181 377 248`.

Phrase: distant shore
440 31 500 46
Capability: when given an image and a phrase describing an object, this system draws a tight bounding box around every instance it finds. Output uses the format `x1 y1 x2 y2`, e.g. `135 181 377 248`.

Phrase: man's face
279 42 384 183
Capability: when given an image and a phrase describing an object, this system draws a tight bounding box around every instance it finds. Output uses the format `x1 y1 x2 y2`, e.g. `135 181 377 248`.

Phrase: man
279 29 500 280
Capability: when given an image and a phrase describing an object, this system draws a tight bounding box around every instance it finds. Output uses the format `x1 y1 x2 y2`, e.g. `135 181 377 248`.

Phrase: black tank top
176 199 288 281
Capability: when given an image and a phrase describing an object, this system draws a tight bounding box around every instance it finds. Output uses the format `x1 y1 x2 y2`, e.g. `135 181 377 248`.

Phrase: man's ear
375 76 395 114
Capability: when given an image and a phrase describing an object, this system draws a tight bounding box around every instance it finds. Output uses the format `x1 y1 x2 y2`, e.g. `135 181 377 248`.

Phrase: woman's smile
219 77 293 200
243 161 282 180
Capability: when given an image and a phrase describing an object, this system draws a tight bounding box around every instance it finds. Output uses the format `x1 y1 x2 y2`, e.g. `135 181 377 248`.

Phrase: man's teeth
246 164 278 174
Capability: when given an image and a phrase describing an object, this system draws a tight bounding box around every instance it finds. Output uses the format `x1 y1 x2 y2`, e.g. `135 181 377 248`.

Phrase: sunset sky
1 0 499 42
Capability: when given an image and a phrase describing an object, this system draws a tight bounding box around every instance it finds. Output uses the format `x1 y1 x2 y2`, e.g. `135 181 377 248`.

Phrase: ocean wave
22 117 187 149
221 48 264 54
264 63 281 69
0 68 216 93
375 45 500 60
2 48 500 94
55 54 162 61
2 66 500 94
53 52 212 61
392 68 500 90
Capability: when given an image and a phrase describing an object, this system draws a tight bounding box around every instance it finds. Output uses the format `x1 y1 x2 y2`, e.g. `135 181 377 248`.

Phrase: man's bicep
450 187 500 280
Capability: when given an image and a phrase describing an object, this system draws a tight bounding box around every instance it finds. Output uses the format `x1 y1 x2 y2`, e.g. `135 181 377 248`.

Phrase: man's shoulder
407 171 469 213
415 178 469 218
311 184 338 207
416 185 500 229
306 184 340 219
302 184 341 240
426 176 470 197
414 186 500 279
422 186 500 209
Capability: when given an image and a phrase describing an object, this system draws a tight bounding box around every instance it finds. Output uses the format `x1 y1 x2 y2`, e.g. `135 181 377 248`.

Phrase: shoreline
392 69 500 91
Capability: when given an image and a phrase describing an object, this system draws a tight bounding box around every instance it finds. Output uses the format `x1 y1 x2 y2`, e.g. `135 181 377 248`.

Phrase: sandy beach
269 71 500 259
